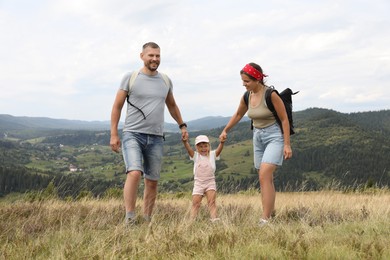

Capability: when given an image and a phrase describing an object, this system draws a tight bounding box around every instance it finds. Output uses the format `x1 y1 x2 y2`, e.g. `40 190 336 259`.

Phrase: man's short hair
143 42 160 50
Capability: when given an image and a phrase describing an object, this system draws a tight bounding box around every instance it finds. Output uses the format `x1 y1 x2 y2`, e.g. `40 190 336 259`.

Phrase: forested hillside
276 108 390 190
1 108 389 197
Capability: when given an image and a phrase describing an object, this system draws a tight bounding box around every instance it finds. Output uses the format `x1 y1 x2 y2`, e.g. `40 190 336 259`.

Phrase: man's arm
110 89 127 152
165 91 188 139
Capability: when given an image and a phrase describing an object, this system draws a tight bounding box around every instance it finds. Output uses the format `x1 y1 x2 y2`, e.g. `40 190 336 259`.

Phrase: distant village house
69 164 78 172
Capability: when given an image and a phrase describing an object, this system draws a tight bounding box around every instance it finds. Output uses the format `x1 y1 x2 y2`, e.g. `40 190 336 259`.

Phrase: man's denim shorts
253 123 284 169
121 131 164 181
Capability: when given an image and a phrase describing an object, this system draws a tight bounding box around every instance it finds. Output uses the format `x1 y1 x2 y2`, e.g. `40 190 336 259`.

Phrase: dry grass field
1 190 389 259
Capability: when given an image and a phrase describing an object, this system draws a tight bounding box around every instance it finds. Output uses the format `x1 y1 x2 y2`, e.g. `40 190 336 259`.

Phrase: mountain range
0 114 249 132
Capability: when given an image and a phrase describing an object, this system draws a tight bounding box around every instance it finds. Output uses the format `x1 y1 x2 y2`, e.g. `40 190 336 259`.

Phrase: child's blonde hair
195 135 211 157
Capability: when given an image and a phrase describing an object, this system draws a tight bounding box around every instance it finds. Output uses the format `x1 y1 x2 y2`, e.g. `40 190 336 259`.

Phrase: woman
219 63 292 225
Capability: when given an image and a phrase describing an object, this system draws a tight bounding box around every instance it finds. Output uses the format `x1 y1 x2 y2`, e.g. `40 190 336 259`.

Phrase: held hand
181 127 189 141
110 136 121 153
284 145 292 160
219 131 227 143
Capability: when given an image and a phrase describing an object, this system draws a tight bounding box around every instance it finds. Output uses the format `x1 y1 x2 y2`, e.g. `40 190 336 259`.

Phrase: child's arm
215 140 225 157
182 136 195 158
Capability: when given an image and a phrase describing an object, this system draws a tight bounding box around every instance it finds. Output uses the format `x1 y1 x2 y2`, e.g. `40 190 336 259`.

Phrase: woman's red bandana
242 64 267 80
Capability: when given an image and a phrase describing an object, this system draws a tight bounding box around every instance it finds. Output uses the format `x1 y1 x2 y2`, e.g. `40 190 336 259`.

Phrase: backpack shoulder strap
127 71 139 104
265 86 278 113
159 72 171 87
128 71 139 91
243 91 253 130
243 91 250 107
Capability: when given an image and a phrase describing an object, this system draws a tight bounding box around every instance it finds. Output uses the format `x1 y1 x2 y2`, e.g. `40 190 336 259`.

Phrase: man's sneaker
143 215 152 223
210 218 221 223
259 218 269 227
125 217 136 226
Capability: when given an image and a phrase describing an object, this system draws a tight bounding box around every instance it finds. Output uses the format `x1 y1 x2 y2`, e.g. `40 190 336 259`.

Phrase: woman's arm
219 96 248 142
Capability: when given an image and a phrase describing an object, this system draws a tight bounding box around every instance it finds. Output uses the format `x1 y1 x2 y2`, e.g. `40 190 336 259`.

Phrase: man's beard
146 62 159 71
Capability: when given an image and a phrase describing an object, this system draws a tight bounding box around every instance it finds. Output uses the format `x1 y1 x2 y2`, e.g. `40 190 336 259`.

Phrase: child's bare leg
205 190 217 219
191 195 203 219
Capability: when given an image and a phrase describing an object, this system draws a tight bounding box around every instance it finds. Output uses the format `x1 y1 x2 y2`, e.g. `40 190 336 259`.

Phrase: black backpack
243 86 299 135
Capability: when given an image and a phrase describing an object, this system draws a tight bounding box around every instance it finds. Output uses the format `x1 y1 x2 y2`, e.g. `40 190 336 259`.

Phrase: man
110 42 188 224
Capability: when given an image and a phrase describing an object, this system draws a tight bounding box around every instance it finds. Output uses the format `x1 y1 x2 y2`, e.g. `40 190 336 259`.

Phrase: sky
1 0 389 123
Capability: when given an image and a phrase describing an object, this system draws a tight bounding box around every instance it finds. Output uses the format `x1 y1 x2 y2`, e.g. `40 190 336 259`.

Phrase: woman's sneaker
259 218 269 227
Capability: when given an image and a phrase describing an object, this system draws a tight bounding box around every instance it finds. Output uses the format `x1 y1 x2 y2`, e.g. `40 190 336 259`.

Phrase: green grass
22 142 204 181
22 137 46 144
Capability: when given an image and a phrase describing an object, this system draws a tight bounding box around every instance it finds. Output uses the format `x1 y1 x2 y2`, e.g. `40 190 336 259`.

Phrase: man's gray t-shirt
119 71 173 136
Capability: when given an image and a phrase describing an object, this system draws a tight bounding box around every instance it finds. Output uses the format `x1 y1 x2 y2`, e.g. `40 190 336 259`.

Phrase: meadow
1 189 389 259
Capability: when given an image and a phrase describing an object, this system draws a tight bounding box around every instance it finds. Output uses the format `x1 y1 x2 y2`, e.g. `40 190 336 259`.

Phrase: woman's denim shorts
121 131 164 181
253 123 284 169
